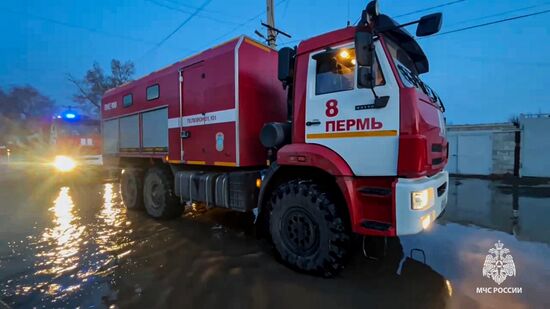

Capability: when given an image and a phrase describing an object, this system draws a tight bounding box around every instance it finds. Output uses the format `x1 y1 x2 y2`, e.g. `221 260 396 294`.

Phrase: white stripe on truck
168 108 236 129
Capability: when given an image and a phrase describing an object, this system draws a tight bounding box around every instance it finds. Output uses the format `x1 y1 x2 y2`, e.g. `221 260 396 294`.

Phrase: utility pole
266 0 276 48
256 0 291 48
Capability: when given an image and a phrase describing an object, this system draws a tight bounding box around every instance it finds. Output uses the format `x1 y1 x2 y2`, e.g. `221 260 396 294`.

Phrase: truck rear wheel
143 166 183 219
120 168 144 210
269 179 350 277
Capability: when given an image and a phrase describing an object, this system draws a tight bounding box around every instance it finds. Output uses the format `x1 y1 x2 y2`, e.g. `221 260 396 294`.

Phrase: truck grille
431 144 443 152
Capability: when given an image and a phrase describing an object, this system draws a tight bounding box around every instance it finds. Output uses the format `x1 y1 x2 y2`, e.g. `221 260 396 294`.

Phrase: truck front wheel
269 179 350 277
143 167 183 219
120 168 144 210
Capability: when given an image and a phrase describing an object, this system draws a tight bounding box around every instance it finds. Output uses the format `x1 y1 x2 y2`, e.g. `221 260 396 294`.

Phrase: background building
447 114 550 178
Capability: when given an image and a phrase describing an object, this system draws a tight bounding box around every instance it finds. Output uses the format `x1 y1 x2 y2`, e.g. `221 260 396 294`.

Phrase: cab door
304 41 401 176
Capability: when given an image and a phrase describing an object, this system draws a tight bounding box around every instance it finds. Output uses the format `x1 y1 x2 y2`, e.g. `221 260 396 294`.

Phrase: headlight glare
411 188 434 210
53 155 77 172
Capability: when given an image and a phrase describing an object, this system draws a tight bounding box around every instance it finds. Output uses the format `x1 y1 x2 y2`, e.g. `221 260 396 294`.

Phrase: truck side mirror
354 30 374 67
278 47 296 88
355 30 375 88
357 66 375 89
416 13 442 37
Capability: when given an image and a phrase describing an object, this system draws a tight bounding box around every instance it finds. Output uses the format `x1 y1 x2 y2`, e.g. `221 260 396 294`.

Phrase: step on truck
101 1 449 276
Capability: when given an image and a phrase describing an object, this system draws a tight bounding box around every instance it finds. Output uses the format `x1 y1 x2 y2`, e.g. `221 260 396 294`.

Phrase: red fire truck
48 111 103 173
102 1 448 275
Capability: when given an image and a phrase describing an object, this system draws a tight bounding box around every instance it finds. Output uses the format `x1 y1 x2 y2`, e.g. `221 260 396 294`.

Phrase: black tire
143 166 183 219
269 179 350 277
120 168 144 210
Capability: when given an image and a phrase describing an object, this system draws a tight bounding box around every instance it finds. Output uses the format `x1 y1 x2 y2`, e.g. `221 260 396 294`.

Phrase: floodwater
0 171 549 308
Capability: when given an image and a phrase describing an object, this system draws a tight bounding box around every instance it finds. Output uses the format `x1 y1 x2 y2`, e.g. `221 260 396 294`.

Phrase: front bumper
79 155 103 166
395 170 449 235
49 155 103 174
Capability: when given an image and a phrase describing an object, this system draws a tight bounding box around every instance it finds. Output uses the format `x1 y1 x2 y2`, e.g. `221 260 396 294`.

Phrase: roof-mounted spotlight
358 0 442 37
366 0 380 24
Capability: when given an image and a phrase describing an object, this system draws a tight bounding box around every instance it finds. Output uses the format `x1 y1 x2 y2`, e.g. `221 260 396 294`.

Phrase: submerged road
0 170 549 308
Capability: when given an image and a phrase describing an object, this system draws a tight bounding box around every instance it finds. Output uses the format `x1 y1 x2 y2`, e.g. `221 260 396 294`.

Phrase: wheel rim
280 207 320 256
149 180 163 209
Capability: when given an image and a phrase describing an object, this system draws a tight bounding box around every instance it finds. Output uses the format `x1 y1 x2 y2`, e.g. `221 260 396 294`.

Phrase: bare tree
0 85 55 145
68 59 135 115
0 85 55 119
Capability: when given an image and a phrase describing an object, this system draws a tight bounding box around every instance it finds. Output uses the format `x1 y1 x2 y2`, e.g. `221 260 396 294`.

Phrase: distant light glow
64 113 76 119
53 155 77 172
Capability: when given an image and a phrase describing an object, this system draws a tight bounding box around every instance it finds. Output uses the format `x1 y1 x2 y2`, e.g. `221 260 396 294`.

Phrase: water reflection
2 176 549 308
36 187 84 279
2 183 134 306
12 186 85 300
441 178 550 243
95 183 133 260
399 177 550 308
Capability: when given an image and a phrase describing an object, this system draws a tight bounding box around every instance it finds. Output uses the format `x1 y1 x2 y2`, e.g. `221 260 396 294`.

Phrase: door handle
306 120 321 126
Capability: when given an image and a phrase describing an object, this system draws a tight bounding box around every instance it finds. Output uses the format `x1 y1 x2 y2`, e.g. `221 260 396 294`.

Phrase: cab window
315 49 356 95
314 48 384 95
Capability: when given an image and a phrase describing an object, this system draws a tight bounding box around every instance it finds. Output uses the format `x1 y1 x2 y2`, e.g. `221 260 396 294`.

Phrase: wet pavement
0 171 549 308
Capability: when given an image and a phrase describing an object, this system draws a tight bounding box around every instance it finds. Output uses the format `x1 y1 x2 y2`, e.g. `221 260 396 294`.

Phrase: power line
430 8 550 37
394 0 466 18
145 0 240 25
289 0 467 45
202 0 288 49
161 0 229 15
135 0 212 63
445 2 550 28
278 38 300 47
287 3 550 47
155 0 213 48
281 0 291 19
354 0 466 25
0 6 155 45
441 54 550 67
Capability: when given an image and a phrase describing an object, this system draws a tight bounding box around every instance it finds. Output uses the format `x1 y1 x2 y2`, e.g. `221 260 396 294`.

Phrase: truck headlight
411 188 434 210
53 155 77 172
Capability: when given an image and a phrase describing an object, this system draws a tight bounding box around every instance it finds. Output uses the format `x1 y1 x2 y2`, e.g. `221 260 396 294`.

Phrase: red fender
277 143 396 237
277 143 354 176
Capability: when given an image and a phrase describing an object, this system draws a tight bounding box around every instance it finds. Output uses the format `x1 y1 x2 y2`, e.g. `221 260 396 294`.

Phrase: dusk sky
0 0 548 124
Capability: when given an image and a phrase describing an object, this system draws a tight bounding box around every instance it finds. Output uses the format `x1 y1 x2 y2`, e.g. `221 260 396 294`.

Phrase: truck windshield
385 38 418 75
384 37 445 111
56 122 100 137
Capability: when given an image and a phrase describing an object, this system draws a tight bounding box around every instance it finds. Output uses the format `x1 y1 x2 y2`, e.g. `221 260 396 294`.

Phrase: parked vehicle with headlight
48 112 103 173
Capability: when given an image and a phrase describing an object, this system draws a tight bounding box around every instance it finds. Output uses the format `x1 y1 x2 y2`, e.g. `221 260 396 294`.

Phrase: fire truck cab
49 112 103 172
102 1 448 276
